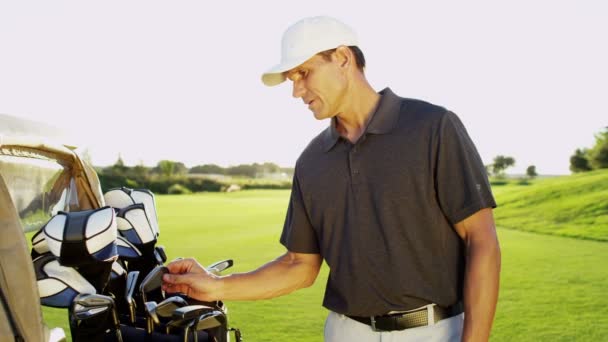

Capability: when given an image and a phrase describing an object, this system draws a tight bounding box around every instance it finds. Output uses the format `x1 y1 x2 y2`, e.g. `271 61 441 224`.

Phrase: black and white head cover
34 253 96 308
116 236 142 260
104 187 159 239
31 228 50 259
115 204 156 247
43 206 118 265
104 187 163 278
43 206 118 292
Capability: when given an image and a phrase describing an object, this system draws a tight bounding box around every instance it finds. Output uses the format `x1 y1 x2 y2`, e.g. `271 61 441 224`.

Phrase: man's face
285 52 347 120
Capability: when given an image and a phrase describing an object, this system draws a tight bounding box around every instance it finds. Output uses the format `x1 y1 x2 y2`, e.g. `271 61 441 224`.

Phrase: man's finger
162 282 190 295
163 272 189 285
166 258 193 274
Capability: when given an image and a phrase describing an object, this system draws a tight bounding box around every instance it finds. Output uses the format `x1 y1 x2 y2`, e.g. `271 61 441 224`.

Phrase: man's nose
292 80 305 98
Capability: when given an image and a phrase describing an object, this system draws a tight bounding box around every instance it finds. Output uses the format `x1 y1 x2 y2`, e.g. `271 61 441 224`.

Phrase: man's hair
318 46 366 72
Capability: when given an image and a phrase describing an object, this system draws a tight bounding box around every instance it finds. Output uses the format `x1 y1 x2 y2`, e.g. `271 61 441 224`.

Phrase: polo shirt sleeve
435 111 497 224
279 170 320 254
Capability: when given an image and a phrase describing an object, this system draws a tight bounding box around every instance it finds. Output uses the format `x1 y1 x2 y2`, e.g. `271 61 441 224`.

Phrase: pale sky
1 1 606 175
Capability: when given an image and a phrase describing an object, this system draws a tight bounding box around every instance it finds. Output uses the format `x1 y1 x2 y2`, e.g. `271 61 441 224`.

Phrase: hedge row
97 174 291 194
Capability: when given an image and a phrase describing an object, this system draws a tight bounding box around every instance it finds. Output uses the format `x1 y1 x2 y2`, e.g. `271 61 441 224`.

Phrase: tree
154 160 187 177
190 164 225 174
588 127 608 170
158 160 175 177
570 148 592 173
132 162 150 180
226 164 257 178
104 154 128 177
525 165 537 179
491 155 515 177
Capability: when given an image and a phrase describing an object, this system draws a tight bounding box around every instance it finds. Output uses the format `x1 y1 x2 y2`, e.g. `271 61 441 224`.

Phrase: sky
1 1 606 175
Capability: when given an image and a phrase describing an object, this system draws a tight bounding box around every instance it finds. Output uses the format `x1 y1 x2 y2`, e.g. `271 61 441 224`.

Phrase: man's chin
312 110 329 121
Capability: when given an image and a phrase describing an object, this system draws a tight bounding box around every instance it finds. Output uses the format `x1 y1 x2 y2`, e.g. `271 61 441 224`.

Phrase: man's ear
334 45 352 69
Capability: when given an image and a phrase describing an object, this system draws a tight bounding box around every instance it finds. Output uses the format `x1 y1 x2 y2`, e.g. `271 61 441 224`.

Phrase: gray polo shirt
280 88 496 316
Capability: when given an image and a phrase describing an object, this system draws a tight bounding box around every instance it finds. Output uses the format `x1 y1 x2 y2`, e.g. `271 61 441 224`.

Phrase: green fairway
493 229 608 341
40 189 608 341
492 169 608 241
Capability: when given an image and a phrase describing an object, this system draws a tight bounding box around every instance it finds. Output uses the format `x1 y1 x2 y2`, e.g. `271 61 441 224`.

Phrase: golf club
206 259 233 276
125 270 140 324
194 310 226 331
144 301 159 334
192 311 228 342
139 265 169 303
155 296 189 318
71 294 123 342
165 305 215 340
144 296 190 334
165 318 196 342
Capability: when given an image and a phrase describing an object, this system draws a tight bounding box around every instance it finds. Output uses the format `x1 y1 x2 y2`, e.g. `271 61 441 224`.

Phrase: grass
493 229 608 341
492 169 608 241
37 178 608 340
155 190 329 341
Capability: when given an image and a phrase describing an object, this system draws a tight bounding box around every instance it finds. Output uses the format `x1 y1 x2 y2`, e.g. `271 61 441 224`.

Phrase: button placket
349 144 361 185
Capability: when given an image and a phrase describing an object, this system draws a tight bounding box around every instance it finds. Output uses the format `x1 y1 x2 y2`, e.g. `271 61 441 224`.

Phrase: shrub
167 184 192 195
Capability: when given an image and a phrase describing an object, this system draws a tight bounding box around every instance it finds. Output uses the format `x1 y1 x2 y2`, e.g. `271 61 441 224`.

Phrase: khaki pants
324 311 464 342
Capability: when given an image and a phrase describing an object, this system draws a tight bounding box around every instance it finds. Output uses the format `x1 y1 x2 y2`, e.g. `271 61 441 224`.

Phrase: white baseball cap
261 16 359 86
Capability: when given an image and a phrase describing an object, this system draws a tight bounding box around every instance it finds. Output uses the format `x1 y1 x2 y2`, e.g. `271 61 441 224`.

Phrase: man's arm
162 251 323 302
453 208 501 342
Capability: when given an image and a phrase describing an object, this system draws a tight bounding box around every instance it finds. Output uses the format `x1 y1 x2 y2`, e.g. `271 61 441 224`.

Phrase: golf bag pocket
34 253 96 308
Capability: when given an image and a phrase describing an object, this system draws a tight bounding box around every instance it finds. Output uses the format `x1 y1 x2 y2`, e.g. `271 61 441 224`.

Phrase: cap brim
261 55 312 87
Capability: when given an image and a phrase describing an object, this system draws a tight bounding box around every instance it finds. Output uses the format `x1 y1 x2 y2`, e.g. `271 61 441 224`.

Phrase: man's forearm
462 236 501 341
215 252 322 301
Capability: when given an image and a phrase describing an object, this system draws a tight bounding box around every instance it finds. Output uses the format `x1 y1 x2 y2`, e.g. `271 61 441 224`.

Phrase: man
162 16 501 341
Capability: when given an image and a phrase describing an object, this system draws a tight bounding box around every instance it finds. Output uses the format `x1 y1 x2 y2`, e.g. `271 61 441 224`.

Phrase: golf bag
31 187 242 342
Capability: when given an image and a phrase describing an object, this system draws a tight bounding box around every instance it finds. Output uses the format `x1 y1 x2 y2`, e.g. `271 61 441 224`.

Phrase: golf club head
139 265 168 303
71 294 114 320
195 310 226 331
171 305 215 321
125 271 140 324
145 301 160 326
126 271 140 304
70 293 123 342
165 316 196 336
207 259 233 275
156 296 189 318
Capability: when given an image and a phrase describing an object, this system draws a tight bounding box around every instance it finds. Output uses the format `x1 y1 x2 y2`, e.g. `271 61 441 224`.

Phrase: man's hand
162 258 221 302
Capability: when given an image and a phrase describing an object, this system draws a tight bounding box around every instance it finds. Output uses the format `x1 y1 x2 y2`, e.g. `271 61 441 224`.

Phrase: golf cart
0 115 241 341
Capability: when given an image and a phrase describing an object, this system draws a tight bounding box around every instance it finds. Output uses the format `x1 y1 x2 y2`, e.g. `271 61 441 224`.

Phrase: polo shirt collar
322 87 401 152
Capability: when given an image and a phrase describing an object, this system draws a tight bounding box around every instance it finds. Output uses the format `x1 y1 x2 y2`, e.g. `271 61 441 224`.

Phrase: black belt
346 301 463 332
